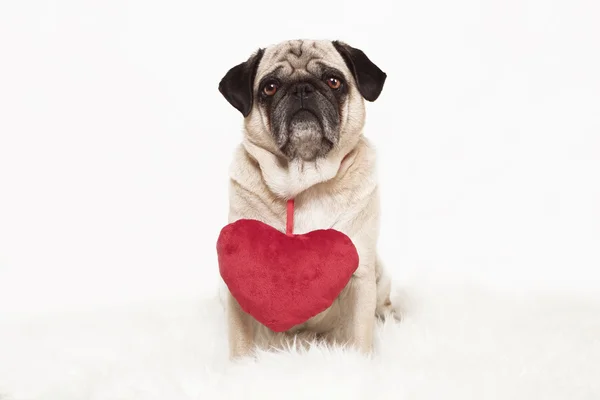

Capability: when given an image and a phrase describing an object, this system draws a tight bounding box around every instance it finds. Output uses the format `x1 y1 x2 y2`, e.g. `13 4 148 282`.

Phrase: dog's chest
292 195 344 235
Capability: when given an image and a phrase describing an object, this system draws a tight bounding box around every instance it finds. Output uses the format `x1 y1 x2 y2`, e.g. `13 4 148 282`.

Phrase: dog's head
219 39 386 161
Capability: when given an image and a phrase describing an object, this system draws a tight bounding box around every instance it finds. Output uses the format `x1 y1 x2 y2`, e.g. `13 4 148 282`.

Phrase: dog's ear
218 48 265 117
332 41 387 102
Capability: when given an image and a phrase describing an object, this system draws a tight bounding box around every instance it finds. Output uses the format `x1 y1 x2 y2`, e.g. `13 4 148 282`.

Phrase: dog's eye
326 77 341 89
263 82 278 96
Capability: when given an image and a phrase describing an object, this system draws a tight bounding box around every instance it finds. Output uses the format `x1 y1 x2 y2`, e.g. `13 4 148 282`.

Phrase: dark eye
263 82 278 96
326 77 342 89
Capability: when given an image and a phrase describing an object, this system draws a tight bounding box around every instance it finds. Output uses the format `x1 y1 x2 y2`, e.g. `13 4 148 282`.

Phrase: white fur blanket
1 283 599 400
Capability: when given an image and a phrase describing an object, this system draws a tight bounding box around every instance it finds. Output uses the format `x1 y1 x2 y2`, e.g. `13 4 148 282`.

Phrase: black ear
332 41 387 102
218 48 264 117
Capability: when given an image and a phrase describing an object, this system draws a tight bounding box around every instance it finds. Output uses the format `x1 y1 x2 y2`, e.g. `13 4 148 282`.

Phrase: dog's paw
376 298 401 323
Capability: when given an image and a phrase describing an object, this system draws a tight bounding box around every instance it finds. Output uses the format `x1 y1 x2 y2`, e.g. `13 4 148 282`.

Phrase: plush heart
216 219 359 332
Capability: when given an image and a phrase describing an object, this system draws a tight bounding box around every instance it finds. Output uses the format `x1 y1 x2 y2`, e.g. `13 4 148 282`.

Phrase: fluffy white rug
1 282 599 400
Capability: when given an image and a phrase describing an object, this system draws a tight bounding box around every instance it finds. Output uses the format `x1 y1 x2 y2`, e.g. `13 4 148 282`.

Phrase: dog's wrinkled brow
263 41 328 77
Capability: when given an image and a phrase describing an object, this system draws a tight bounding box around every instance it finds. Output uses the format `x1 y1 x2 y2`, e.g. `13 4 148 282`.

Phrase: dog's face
219 40 386 161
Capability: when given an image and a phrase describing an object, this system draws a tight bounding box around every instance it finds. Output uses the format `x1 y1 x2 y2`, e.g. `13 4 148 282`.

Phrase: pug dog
218 39 397 360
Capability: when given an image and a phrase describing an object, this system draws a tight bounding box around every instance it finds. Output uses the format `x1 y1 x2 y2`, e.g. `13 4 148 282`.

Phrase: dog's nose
292 82 315 99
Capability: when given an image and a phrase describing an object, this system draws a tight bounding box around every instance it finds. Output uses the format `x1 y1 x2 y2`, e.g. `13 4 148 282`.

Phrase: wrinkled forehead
255 40 347 83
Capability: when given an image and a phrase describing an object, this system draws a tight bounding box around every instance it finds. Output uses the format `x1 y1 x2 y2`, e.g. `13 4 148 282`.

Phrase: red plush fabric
217 219 359 332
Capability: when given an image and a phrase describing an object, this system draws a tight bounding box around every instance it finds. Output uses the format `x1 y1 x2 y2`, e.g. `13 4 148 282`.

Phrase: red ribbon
286 199 294 236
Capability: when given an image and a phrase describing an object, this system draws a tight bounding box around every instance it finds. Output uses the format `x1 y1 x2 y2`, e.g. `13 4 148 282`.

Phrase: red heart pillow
217 218 359 332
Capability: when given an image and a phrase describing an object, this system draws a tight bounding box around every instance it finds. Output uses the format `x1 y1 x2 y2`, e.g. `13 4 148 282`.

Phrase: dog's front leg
226 292 255 360
346 268 378 355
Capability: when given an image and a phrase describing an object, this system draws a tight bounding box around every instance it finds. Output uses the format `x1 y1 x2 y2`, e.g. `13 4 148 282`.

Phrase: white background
1 0 599 317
